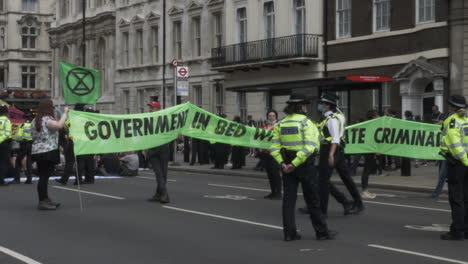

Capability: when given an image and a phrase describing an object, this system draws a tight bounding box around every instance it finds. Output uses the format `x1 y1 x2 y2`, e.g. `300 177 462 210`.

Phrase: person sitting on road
119 151 139 177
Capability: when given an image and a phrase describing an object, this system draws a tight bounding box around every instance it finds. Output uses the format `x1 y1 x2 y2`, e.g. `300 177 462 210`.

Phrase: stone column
434 77 444 110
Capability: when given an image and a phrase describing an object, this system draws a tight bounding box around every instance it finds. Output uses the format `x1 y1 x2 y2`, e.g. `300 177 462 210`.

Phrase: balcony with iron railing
211 34 321 70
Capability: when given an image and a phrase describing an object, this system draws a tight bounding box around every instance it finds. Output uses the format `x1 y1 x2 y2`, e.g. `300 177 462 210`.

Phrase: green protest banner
59 61 101 104
69 103 273 155
68 103 444 160
344 116 443 160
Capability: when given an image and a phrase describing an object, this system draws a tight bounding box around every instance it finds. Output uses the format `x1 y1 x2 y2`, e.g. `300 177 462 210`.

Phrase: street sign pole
172 64 179 166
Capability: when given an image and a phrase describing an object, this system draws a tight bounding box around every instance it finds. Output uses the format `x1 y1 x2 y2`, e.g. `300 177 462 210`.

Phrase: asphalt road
0 171 466 264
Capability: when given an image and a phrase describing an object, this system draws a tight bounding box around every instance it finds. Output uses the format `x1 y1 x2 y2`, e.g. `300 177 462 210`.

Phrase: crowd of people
0 92 466 242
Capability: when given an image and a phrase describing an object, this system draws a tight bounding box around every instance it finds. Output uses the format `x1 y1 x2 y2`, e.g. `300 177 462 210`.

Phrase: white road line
136 176 177 182
364 201 450 212
208 183 304 195
163 206 282 230
0 246 42 264
52 186 126 200
368 244 468 264
210 183 450 212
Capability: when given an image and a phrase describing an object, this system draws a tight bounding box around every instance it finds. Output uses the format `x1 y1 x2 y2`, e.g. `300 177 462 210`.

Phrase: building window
96 0 103 8
336 0 351 38
60 0 69 18
77 0 86 13
22 66 36 89
62 45 69 62
97 38 106 92
294 0 306 34
237 8 247 43
416 0 435 23
173 21 182 60
21 27 37 49
0 28 5 49
22 0 37 12
264 2 275 39
192 17 201 57
136 29 143 65
373 83 391 108
336 91 348 117
0 68 5 89
238 91 247 121
215 83 225 114
374 0 390 32
0 0 5 12
138 90 145 113
151 26 159 63
213 13 223 48
122 32 129 66
193 85 202 107
123 90 130 114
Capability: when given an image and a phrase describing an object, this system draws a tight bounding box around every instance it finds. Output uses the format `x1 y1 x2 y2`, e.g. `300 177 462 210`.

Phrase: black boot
159 192 170 204
284 232 302 242
440 232 464 241
317 230 338 241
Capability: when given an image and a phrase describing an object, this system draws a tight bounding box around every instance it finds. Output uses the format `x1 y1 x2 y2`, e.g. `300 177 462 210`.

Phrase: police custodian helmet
286 94 310 105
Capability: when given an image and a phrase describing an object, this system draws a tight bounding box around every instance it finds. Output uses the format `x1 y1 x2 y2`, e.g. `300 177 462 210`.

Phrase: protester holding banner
261 109 282 200
439 95 468 241
317 93 363 216
0 104 12 186
361 110 379 199
271 94 336 241
31 99 68 210
146 101 171 204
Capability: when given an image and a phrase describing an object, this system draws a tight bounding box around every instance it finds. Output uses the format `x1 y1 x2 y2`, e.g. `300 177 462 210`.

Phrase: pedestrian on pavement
146 101 170 204
119 151 139 176
31 99 68 210
271 94 336 241
262 109 282 200
0 104 12 186
361 110 379 199
439 95 468 240
317 93 364 216
431 105 446 125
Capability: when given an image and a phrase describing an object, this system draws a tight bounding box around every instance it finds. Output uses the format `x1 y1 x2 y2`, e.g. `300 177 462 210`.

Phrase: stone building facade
0 0 53 111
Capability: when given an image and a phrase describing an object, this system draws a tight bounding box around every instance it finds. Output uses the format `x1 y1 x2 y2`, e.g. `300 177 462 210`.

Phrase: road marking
210 183 447 212
203 195 255 201
374 193 406 198
53 186 126 200
208 183 303 195
136 176 177 182
365 201 450 212
163 206 282 230
368 244 468 264
0 246 42 264
405 224 450 232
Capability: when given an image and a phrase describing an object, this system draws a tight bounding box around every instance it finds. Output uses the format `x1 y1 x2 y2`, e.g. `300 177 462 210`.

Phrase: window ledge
117 64 161 71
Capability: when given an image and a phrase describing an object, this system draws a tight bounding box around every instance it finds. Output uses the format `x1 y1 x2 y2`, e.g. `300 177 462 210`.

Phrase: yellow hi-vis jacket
440 113 468 166
270 113 319 167
22 122 32 141
0 116 12 144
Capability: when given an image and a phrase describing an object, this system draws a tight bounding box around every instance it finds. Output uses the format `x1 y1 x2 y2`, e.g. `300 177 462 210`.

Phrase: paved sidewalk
168 154 445 194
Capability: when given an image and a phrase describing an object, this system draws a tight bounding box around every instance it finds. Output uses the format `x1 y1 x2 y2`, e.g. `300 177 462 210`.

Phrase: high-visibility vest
270 113 320 167
440 113 468 166
319 109 346 144
0 116 12 144
22 122 32 141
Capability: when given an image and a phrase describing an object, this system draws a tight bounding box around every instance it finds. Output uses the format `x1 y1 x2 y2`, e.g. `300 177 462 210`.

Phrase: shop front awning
226 75 394 93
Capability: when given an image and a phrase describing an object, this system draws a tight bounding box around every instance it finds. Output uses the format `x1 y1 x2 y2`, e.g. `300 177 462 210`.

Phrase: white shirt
323 110 345 144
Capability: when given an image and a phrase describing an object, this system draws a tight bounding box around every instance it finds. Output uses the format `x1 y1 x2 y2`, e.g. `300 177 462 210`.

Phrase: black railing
211 34 320 68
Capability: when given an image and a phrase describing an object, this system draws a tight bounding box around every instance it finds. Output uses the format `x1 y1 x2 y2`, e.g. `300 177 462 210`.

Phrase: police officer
271 94 336 241
13 114 33 184
146 101 170 204
439 95 468 240
317 93 363 216
0 104 12 186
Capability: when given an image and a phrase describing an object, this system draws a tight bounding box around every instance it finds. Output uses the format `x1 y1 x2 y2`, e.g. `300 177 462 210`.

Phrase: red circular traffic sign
178 67 188 77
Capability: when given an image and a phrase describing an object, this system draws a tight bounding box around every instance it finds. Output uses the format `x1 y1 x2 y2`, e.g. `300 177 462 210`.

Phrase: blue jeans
433 160 448 197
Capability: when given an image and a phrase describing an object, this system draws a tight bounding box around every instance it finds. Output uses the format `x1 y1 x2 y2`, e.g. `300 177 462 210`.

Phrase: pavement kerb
168 166 446 195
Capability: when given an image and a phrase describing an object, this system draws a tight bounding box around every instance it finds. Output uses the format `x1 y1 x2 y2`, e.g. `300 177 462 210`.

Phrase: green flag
59 61 101 104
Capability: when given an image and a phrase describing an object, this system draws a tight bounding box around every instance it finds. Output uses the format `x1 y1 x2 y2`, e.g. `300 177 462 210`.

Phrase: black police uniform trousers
0 141 11 184
77 154 95 183
283 156 328 237
263 153 282 195
14 141 32 181
148 144 170 195
60 141 76 182
446 161 468 236
319 144 363 215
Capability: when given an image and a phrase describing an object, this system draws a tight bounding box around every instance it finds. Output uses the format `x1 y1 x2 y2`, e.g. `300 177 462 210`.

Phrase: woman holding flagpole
32 99 68 210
